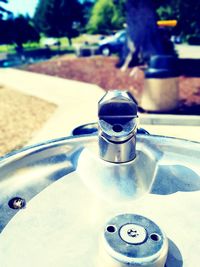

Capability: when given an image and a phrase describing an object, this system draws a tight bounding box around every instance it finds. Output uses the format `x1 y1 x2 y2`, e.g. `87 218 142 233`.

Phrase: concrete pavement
0 68 199 145
175 44 200 58
0 68 104 144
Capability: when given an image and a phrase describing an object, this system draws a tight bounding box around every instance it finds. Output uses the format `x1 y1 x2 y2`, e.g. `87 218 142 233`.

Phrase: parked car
98 30 126 56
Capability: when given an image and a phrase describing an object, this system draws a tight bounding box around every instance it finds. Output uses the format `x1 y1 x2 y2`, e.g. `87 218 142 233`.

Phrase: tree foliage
0 1 39 48
87 0 126 34
0 0 11 18
34 0 83 44
87 0 199 37
81 0 94 27
156 0 200 37
0 15 40 47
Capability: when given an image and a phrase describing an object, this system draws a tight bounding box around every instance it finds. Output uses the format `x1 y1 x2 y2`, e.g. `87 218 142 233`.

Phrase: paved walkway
176 44 200 59
0 68 104 144
0 68 199 145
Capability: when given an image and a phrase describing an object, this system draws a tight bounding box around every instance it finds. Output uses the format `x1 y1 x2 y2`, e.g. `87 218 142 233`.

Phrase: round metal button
119 223 147 245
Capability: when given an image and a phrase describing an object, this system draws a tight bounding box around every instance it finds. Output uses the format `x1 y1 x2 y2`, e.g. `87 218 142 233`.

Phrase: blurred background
0 0 199 64
0 0 200 156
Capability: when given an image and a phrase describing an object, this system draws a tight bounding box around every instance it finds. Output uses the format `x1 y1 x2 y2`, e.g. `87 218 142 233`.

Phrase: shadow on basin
151 165 200 195
165 239 183 267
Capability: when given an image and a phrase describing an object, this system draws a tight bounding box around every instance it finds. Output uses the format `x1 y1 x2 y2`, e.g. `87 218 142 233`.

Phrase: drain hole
112 124 123 133
150 233 161 242
8 197 26 210
106 225 117 233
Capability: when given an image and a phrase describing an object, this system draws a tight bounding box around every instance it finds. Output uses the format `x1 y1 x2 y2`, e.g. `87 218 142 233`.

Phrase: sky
2 0 39 17
2 0 95 17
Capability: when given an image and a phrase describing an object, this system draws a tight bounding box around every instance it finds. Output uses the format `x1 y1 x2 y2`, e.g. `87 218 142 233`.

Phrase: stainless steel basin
0 134 199 266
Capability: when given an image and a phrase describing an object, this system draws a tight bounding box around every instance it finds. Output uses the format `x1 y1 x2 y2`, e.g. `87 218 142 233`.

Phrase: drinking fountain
0 90 199 267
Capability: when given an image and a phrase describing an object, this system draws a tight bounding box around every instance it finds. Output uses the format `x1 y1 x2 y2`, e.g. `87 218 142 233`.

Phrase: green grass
72 34 102 45
0 34 101 55
0 43 41 54
0 44 16 54
23 42 41 49
72 35 90 44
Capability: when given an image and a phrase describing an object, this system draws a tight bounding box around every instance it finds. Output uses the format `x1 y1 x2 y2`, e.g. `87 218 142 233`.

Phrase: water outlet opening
112 124 123 133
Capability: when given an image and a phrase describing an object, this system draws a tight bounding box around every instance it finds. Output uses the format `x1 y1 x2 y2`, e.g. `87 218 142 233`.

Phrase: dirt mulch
25 56 143 91
25 55 200 111
0 86 56 157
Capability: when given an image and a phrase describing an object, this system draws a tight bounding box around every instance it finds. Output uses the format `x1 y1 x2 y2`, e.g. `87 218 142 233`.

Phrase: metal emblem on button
120 223 147 245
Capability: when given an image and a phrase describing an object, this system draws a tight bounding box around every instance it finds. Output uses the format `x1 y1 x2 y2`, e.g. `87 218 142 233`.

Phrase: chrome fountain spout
98 90 138 163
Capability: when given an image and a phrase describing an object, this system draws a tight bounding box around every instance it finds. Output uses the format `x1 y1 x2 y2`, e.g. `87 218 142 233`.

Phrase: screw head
119 223 147 245
8 197 26 210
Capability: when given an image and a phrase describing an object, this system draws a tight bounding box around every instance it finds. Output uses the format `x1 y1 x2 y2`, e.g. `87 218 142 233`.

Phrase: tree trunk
118 0 176 68
68 37 72 46
15 42 24 54
127 0 163 56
